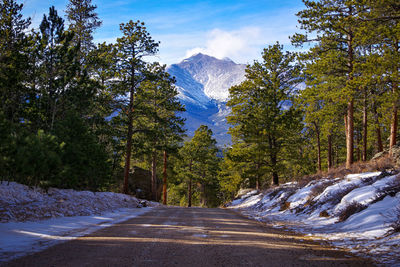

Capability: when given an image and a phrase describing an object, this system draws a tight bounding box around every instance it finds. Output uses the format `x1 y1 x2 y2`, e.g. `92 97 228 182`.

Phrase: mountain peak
175 53 246 102
183 53 235 64
183 53 216 63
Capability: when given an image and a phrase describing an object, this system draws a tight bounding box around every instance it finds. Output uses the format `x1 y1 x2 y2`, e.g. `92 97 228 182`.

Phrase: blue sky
22 0 305 65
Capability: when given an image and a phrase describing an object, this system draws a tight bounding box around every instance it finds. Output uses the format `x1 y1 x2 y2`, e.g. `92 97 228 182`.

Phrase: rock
371 151 387 161
235 189 259 199
371 145 400 168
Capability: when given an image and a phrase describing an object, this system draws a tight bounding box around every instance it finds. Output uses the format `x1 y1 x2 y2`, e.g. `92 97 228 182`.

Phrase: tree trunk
346 100 354 169
201 172 206 207
151 150 157 201
122 88 134 194
271 154 279 185
50 99 57 132
336 145 340 167
362 90 368 161
188 160 192 207
390 82 398 156
255 163 260 190
373 103 383 153
346 15 354 169
163 150 167 205
328 134 333 170
268 135 279 185
356 132 361 162
390 41 399 156
313 122 321 171
272 171 279 186
123 62 136 194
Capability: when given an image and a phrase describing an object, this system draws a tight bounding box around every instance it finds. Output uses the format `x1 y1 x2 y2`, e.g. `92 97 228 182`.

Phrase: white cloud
180 17 300 65
184 27 262 63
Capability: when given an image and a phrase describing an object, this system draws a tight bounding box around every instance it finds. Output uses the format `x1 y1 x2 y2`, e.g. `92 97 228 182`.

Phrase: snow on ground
0 181 158 263
228 172 400 266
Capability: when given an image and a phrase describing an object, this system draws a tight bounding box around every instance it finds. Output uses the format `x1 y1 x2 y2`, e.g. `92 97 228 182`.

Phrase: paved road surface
4 207 374 267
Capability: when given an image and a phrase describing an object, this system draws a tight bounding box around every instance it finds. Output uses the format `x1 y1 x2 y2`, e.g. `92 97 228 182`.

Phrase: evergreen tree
132 62 185 200
178 125 219 207
85 42 118 163
227 43 302 186
66 0 101 70
54 111 111 190
36 6 76 131
114 20 159 194
218 143 259 200
0 0 31 123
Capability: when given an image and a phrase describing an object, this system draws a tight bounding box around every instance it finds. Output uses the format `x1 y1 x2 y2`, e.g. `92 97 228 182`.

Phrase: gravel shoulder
3 206 375 267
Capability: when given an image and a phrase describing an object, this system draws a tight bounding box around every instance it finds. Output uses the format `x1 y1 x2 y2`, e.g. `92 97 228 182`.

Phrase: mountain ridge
167 53 246 145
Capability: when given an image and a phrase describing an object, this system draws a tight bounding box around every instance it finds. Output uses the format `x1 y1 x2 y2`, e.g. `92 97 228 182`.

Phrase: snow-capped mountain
177 53 246 102
168 53 246 145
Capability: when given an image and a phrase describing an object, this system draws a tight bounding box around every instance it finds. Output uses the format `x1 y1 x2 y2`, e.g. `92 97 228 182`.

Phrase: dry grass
297 155 396 186
323 156 395 180
319 210 330 217
373 155 397 171
297 175 317 188
280 201 291 211
337 201 367 222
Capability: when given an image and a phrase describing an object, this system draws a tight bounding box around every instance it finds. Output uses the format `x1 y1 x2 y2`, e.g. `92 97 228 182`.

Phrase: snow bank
0 181 159 263
0 181 156 222
228 172 400 266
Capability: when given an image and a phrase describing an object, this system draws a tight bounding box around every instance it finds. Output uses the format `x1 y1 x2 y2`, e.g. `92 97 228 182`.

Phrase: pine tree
132 62 185 200
85 42 117 159
36 6 75 131
218 143 260 200
178 125 219 207
227 43 302 186
114 20 159 194
66 0 101 70
0 0 31 123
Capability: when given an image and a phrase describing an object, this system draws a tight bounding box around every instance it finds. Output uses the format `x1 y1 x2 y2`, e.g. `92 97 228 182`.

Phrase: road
4 206 374 267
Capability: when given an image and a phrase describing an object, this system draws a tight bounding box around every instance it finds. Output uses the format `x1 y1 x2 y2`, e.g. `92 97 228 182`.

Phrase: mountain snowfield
168 53 246 145
228 172 400 266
